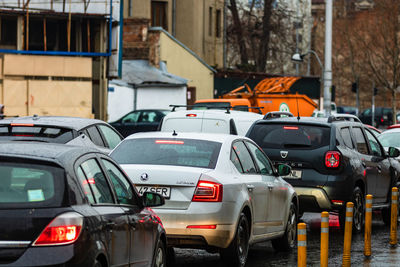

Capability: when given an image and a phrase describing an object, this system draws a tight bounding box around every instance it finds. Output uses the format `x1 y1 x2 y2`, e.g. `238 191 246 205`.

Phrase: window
0 125 74 143
232 141 257 174
365 129 383 157
340 127 354 149
245 141 274 175
102 159 137 205
231 147 244 173
0 16 17 48
122 111 140 123
216 9 221 38
209 7 213 36
98 125 122 149
139 111 159 123
151 1 168 30
80 159 114 204
352 127 369 154
86 126 105 147
76 167 95 204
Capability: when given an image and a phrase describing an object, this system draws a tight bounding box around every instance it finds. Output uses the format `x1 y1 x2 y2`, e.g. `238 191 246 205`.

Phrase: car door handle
247 184 255 192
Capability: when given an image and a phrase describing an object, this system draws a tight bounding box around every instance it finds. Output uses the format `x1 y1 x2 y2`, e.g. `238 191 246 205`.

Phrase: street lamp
291 50 324 112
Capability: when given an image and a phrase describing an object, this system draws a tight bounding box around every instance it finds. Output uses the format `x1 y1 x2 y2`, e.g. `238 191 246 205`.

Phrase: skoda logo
140 173 149 181
280 151 288 159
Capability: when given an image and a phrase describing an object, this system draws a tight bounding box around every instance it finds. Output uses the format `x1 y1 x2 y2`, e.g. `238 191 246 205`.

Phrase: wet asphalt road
171 212 400 266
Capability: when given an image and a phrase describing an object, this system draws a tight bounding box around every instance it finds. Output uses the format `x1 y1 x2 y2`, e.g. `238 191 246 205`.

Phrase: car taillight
192 180 223 202
33 212 83 246
325 151 340 168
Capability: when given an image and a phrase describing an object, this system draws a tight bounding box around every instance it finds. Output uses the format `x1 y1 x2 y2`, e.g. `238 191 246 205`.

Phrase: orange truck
195 77 318 116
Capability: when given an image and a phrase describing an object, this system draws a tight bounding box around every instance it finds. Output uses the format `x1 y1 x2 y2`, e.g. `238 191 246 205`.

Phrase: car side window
101 159 137 205
352 127 369 155
245 141 274 175
86 126 105 147
365 129 383 157
122 112 140 123
80 159 114 204
139 111 158 123
98 125 122 149
76 166 96 204
230 147 244 173
232 141 257 174
340 127 354 149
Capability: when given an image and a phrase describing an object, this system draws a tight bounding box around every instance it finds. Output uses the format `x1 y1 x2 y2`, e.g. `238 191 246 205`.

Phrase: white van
160 109 263 136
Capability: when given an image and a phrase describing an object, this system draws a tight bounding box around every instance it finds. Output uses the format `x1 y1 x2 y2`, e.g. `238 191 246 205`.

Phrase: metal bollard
342 202 354 267
297 223 307 267
364 194 372 257
320 212 329 267
390 187 398 246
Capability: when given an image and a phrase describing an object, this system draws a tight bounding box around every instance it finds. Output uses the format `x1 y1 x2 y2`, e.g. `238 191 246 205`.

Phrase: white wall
136 86 187 110
107 84 134 122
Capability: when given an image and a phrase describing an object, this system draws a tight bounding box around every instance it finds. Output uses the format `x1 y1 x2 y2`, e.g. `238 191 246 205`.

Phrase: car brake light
192 180 223 202
186 114 197 117
331 200 344 205
155 140 184 144
325 151 340 168
33 212 83 246
283 126 299 130
187 225 217 229
10 123 35 126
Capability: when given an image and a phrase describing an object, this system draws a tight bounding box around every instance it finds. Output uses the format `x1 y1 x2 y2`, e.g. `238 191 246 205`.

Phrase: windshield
111 138 222 169
378 132 400 147
248 124 331 150
0 125 74 143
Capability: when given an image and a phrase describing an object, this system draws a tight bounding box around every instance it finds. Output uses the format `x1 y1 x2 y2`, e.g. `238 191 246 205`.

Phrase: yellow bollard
320 211 329 267
390 187 398 246
342 202 354 267
364 194 373 257
297 223 307 267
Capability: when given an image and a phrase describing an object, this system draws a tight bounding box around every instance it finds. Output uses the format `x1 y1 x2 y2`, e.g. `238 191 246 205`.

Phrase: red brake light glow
187 225 217 229
331 200 344 205
33 212 83 246
186 114 197 117
283 126 299 130
155 140 184 145
192 180 223 202
325 151 340 168
11 123 34 127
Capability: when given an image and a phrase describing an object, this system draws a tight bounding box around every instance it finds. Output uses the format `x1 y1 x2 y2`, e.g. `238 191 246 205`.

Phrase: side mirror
388 147 400 158
277 164 292 176
142 192 165 207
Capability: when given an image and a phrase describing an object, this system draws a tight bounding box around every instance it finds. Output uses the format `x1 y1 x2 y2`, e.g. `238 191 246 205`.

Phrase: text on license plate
283 170 302 179
136 186 171 199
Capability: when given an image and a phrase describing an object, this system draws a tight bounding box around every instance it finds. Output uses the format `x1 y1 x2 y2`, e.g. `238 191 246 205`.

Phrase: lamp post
292 51 324 111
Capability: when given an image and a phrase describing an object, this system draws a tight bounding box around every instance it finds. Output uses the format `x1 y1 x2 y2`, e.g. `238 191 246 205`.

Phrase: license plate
283 170 302 179
136 185 171 199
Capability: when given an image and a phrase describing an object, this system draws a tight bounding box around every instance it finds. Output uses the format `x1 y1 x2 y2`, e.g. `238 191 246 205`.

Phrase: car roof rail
263 111 294 120
327 114 361 123
169 105 264 114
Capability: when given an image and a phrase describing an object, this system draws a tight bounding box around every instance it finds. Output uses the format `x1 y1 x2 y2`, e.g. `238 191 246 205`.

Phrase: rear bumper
154 202 238 249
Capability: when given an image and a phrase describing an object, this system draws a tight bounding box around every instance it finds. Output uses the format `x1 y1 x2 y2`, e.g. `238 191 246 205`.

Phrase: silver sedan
110 132 298 267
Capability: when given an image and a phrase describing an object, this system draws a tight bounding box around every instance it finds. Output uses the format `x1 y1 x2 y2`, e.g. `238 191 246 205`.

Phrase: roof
255 116 363 127
118 60 188 88
0 116 107 131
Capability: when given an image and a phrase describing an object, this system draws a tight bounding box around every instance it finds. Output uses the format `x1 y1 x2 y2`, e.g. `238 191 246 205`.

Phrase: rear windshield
193 102 230 110
0 162 65 208
0 125 74 143
111 138 222 169
248 124 331 150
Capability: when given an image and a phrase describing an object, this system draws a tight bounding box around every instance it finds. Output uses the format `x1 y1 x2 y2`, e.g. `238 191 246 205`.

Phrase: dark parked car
0 142 166 266
337 106 357 115
0 116 123 153
359 107 393 128
110 109 169 137
246 114 400 232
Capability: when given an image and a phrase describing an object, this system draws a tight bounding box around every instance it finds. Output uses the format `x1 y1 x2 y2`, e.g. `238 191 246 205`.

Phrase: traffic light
351 82 357 93
374 87 378 96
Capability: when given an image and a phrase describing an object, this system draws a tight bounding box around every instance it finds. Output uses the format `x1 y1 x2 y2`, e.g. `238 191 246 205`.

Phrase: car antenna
295 92 300 121
172 130 178 136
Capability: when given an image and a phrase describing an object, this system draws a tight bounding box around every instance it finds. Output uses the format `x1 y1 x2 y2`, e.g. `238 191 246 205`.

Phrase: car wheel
220 213 249 267
152 240 166 267
271 202 297 252
382 180 400 225
339 187 364 233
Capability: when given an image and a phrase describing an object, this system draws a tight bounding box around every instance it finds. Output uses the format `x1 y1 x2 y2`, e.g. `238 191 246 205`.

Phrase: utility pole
323 0 333 115
372 82 375 127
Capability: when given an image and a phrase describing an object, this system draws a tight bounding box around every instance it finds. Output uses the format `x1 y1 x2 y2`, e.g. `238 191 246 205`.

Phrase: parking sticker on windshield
27 189 45 202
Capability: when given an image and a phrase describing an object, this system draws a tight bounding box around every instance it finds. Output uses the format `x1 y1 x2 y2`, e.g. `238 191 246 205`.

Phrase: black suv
246 114 400 232
359 107 393 128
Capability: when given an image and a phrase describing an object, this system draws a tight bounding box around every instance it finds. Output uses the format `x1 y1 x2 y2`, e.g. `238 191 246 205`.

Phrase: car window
383 109 392 115
139 111 158 123
122 111 140 123
378 132 400 147
86 126 105 147
340 127 354 149
362 109 371 116
76 166 96 204
0 125 74 143
245 141 274 175
80 159 114 204
102 159 137 205
365 129 383 157
98 125 122 149
352 127 369 154
230 147 244 173
232 141 257 174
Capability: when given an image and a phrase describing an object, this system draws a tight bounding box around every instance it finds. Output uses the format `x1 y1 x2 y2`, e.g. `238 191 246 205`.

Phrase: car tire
220 213 249 267
271 202 297 252
339 187 364 233
382 180 400 225
152 240 166 267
